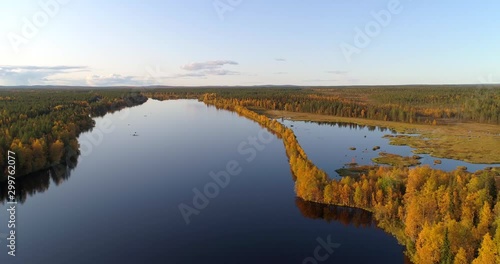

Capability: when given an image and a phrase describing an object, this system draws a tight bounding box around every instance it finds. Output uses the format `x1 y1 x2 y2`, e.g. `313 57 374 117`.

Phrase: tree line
146 85 500 124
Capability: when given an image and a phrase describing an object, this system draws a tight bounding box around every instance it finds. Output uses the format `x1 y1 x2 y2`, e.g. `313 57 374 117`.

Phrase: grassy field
252 108 500 164
372 152 422 167
335 165 378 178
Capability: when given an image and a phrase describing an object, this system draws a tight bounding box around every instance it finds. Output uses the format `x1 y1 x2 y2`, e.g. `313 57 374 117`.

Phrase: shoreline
251 108 500 164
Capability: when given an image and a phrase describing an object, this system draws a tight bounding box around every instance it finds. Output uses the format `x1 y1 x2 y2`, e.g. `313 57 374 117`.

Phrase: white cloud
181 60 238 71
175 60 240 78
201 68 238 76
0 65 88 85
170 69 239 79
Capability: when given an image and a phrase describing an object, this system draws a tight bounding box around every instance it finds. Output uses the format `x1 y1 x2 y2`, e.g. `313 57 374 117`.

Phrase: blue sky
0 0 499 86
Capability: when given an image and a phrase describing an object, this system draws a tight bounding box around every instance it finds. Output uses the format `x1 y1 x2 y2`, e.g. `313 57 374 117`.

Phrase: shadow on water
305 121 397 134
295 197 374 228
279 118 399 133
0 162 75 205
295 197 414 264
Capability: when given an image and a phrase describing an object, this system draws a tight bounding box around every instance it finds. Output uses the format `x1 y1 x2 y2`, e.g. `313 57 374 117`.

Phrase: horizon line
0 83 499 89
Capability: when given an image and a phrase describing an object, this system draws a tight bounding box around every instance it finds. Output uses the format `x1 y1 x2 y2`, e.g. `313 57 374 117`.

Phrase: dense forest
200 93 500 264
146 85 500 125
0 89 147 179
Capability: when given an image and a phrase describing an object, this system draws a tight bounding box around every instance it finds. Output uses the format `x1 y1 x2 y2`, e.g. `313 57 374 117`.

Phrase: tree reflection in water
295 197 374 228
0 162 75 205
295 197 414 264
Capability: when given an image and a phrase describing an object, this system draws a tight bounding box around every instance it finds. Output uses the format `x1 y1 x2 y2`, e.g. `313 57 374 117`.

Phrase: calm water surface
280 120 494 178
0 99 410 263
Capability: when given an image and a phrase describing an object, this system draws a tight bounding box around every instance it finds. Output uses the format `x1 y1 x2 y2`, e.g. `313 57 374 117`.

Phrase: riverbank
251 108 500 164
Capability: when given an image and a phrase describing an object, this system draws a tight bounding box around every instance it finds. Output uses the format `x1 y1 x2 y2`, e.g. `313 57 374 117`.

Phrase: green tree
440 229 452 264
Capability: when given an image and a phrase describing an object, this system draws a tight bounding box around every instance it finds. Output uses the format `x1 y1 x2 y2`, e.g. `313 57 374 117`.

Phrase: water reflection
295 198 414 264
302 120 397 134
295 197 374 228
0 163 74 204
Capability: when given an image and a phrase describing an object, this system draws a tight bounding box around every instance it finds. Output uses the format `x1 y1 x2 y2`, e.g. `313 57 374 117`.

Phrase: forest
145 85 500 125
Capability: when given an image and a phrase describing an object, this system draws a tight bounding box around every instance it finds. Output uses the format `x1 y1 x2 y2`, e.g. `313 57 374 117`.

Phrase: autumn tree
472 233 498 264
414 223 444 264
474 202 493 242
49 140 65 164
453 247 468 264
31 139 47 171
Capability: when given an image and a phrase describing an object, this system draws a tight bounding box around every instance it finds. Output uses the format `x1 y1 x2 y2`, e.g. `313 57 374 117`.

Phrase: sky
0 0 499 86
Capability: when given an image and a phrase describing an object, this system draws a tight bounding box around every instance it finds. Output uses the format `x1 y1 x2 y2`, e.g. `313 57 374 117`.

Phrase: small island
372 152 422 167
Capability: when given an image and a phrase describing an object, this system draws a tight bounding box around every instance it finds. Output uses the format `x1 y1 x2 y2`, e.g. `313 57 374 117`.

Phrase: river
0 99 410 263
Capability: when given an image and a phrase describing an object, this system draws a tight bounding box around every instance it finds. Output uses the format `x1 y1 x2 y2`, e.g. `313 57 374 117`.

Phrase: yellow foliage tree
453 247 468 264
49 140 65 164
474 202 493 242
472 233 497 264
414 223 444 264
31 139 47 171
